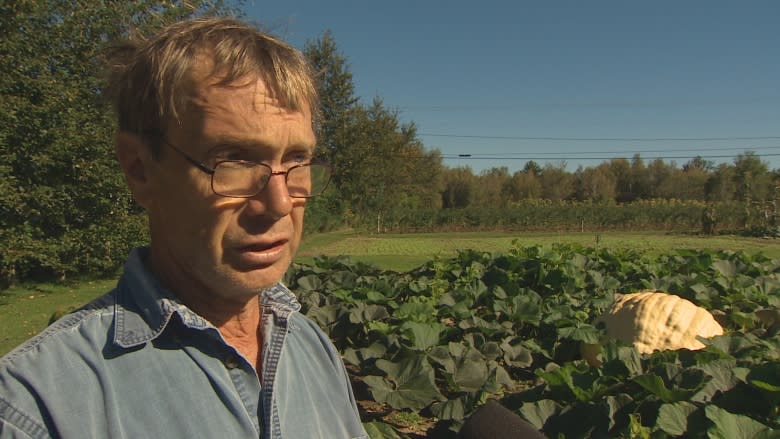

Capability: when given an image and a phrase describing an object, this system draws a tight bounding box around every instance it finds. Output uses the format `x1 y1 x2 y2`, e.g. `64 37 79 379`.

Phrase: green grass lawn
0 278 116 357
2 230 778 356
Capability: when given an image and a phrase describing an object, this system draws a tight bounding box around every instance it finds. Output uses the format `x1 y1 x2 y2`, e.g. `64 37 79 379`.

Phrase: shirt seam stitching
0 395 50 439
1 295 114 365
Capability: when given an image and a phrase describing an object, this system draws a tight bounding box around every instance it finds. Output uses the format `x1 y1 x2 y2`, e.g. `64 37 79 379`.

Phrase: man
0 17 367 439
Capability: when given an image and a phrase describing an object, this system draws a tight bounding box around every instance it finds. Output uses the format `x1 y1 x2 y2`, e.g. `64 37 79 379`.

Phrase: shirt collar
112 247 301 348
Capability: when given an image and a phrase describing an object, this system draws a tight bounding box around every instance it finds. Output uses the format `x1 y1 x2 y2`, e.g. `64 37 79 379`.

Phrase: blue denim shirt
0 248 368 439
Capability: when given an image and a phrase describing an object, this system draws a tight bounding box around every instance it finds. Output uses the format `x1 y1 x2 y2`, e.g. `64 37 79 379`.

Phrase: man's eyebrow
207 136 268 148
203 137 274 156
205 136 315 153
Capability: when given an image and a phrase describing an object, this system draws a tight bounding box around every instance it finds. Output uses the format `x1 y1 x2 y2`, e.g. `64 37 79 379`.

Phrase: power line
439 145 780 157
438 152 780 161
419 133 780 142
395 97 780 112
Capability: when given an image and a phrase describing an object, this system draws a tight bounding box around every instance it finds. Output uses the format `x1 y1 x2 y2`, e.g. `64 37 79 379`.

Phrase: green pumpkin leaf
366 355 443 410
400 321 444 351
605 394 634 430
633 374 699 403
500 337 533 368
349 303 389 324
656 401 697 436
427 345 455 373
362 421 406 439
748 362 780 392
558 323 600 344
712 260 738 277
692 359 740 403
296 274 322 291
518 399 561 430
705 405 775 439
430 397 466 421
452 347 488 392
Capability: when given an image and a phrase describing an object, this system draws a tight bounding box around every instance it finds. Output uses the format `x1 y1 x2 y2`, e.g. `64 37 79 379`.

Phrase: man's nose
246 172 293 218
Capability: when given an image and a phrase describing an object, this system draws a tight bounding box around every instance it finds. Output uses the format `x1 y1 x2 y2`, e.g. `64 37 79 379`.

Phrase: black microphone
457 400 548 439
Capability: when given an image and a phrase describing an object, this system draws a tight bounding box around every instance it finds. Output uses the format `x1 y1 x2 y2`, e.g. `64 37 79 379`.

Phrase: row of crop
285 245 780 438
369 200 751 233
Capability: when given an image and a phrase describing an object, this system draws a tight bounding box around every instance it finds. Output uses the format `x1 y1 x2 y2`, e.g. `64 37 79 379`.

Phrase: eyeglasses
160 140 331 198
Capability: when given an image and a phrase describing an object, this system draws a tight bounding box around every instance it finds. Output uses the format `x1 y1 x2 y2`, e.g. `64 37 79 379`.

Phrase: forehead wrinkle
192 82 306 124
178 51 310 124
177 72 315 149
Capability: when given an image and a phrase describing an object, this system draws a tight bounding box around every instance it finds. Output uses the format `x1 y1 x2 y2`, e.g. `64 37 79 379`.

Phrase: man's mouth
234 239 289 266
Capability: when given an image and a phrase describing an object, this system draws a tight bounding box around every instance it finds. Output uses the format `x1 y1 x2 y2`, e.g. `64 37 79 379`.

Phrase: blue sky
244 1 780 174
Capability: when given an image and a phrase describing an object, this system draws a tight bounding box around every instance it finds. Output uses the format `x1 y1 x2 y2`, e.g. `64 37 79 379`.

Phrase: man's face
142 76 314 301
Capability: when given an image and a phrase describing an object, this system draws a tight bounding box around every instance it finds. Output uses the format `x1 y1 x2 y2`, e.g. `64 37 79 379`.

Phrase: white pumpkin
583 290 724 366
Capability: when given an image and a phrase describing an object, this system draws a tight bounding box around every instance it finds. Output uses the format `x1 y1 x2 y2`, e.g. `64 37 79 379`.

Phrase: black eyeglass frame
159 138 331 199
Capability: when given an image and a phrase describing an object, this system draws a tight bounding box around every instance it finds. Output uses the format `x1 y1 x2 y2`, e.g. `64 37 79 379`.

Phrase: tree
473 167 510 208
336 98 443 228
575 164 616 202
628 154 651 200
302 30 361 230
303 30 360 174
395 130 443 211
705 163 736 202
504 170 541 202
0 1 240 284
733 152 772 202
607 158 634 202
522 160 542 177
441 167 475 208
304 32 442 229
646 159 672 198
683 156 715 173
540 163 574 201
657 168 707 200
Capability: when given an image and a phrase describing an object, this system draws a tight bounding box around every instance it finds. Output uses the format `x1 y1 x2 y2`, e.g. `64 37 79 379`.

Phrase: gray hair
104 16 319 154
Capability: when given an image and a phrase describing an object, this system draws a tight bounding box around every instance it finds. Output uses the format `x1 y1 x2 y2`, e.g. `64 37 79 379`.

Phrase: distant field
296 230 780 272
1 230 778 356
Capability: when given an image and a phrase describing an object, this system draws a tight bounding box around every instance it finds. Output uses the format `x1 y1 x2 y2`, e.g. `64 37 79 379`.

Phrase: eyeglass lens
212 162 329 198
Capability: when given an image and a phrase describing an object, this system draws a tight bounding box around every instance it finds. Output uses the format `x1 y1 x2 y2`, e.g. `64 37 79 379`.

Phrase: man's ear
116 132 156 209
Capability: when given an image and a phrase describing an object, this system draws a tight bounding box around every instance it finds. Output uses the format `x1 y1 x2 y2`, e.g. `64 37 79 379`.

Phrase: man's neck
187 293 265 373
209 298 264 371
145 251 265 371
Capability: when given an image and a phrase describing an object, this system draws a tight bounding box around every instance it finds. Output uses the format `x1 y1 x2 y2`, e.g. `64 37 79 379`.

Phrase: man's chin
236 263 289 291
219 251 292 292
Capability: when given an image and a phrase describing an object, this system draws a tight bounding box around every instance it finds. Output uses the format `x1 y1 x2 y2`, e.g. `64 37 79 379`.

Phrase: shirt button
224 355 240 369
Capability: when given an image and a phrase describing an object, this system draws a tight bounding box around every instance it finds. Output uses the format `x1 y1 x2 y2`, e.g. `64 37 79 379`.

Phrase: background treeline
373 200 750 234
303 33 780 234
1 1 779 285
